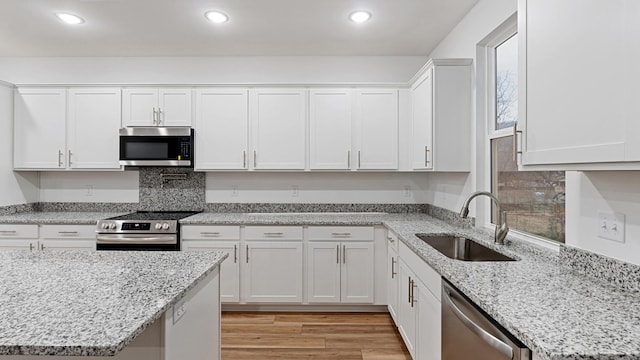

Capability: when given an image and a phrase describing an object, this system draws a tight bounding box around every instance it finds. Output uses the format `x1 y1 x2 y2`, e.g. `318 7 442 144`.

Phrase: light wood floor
221 312 412 360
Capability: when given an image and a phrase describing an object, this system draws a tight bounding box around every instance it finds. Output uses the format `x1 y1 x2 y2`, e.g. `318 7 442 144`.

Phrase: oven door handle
443 288 514 359
96 234 177 244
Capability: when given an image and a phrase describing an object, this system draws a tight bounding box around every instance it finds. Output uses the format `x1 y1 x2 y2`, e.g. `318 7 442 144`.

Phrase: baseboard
221 304 389 312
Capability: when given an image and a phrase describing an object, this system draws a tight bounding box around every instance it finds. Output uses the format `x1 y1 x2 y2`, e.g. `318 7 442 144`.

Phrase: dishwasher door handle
443 288 514 359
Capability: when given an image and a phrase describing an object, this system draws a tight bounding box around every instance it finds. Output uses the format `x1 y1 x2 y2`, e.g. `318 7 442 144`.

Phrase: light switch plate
173 299 187 324
597 211 625 243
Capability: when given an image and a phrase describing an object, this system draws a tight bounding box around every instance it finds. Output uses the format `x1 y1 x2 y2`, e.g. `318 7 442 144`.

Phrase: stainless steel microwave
119 127 194 167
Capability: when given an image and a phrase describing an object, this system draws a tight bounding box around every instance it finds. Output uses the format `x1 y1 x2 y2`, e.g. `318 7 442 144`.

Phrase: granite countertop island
0 250 227 357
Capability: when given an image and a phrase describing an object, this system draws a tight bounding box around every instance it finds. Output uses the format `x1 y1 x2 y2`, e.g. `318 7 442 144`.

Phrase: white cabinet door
122 88 158 127
158 88 192 126
387 245 399 321
341 242 374 303
0 239 35 250
397 260 417 358
250 89 306 169
411 68 434 170
40 239 96 251
519 0 639 167
14 88 67 169
306 241 341 303
242 241 303 303
182 240 240 303
309 89 352 170
194 89 248 170
67 88 122 169
354 89 398 170
416 280 441 360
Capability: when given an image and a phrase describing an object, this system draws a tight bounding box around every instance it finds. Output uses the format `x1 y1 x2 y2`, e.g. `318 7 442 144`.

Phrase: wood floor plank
324 333 408 350
274 313 395 326
302 324 399 335
361 349 412 360
222 348 363 360
221 312 276 324
222 323 302 335
222 334 326 349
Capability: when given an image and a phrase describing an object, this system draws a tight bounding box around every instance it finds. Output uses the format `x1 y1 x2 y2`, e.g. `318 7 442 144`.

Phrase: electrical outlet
231 185 238 197
403 186 411 197
292 185 299 197
173 299 187 324
85 185 93 196
597 211 625 243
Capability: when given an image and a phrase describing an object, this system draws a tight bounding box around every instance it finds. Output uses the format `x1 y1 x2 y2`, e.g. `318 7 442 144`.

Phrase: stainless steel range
96 211 200 251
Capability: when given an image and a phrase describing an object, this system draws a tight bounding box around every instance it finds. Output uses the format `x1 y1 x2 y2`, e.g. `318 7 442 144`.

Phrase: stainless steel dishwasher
442 279 531 360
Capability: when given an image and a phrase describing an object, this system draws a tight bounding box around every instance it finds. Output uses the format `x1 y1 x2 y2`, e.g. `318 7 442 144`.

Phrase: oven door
96 233 179 251
119 127 193 167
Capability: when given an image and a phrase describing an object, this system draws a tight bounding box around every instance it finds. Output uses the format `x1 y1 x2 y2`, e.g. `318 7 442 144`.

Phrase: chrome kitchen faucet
460 191 509 245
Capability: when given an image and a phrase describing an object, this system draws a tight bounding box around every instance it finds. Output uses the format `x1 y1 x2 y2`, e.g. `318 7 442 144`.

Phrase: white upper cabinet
250 89 306 170
309 89 352 170
14 88 67 169
123 88 192 127
194 89 249 170
14 87 122 171
354 89 399 170
67 88 122 169
411 59 471 171
518 0 640 169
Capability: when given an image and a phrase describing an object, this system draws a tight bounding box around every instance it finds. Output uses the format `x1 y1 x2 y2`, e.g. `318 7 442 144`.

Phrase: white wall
566 172 640 265
206 172 429 204
421 0 517 214
39 172 138 203
0 82 39 207
0 56 426 85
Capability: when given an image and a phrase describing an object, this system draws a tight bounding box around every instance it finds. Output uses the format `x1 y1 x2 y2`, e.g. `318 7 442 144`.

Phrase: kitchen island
0 250 227 359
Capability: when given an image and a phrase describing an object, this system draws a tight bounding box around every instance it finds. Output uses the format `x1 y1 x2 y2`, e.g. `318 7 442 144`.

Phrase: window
488 31 566 243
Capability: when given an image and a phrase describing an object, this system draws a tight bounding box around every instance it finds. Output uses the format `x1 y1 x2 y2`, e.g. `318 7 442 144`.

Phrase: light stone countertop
179 211 430 225
0 212 128 225
0 250 227 356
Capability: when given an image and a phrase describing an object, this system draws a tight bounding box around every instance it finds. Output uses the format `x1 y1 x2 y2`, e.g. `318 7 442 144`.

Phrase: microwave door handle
443 288 514 359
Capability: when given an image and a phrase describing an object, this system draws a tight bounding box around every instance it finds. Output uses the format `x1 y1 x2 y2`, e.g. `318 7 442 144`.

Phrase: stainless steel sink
416 234 516 262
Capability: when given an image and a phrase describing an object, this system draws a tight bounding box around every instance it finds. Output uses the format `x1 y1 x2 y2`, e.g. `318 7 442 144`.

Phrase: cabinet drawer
0 224 39 239
40 225 96 239
386 229 400 252
307 226 374 241
244 226 303 240
181 225 241 240
399 241 441 302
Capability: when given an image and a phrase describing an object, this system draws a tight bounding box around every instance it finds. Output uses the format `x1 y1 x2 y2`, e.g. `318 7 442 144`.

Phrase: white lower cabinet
386 232 400 321
0 224 95 251
181 225 241 303
242 241 303 303
396 241 442 360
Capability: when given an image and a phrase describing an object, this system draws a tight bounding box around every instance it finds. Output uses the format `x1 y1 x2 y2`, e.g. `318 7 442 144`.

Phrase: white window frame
477 13 560 252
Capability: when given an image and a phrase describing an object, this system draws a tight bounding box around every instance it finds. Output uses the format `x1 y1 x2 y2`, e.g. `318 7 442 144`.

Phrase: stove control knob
109 223 117 230
155 223 162 230
162 223 170 230
101 223 109 230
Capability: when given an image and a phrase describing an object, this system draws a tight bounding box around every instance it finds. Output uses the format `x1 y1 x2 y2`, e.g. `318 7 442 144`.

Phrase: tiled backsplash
138 168 205 211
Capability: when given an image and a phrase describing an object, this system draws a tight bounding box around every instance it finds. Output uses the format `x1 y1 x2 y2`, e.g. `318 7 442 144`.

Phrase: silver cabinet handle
58 150 63 167
29 243 34 251
0 230 17 235
443 288 514 359
243 151 247 169
331 232 352 237
358 151 361 169
58 231 78 236
347 150 351 168
253 150 257 167
425 146 431 166
200 232 221 237
68 150 73 166
387 236 395 243
336 244 340 264
391 257 396 279
342 245 346 264
513 121 523 162
152 108 157 124
40 243 45 251
233 244 237 263
263 232 284 237
157 108 162 124
245 245 249 263
408 276 412 303
411 279 417 307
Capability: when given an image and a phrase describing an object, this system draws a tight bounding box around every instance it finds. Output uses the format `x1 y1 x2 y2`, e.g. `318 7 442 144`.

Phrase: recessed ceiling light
205 11 229 24
349 11 371 23
56 12 85 25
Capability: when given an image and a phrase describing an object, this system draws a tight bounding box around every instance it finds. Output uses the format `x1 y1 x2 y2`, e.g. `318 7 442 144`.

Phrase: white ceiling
0 0 478 57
